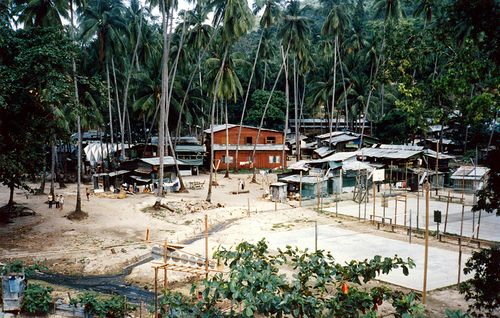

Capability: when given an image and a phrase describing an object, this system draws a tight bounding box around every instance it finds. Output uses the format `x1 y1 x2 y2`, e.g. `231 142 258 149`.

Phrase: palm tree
79 0 127 170
413 0 435 29
206 0 254 202
321 0 349 147
233 0 281 173
15 0 69 28
278 0 311 160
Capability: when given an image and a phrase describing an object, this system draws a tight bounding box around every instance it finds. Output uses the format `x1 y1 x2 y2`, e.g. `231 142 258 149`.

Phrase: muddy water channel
31 220 235 302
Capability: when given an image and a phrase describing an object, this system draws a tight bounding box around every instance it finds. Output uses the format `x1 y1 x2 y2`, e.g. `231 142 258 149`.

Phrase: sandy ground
0 171 492 317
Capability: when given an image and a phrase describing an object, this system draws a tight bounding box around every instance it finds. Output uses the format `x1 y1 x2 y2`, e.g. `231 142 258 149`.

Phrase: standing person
55 195 60 209
48 193 53 208
86 188 90 201
241 178 245 190
59 195 64 211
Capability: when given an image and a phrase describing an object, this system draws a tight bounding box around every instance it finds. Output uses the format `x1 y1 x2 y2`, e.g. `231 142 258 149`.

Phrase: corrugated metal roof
341 160 374 172
316 131 352 139
310 152 356 163
280 175 327 183
288 160 310 170
140 157 189 166
203 124 282 134
355 148 422 160
213 144 288 151
424 149 455 160
379 144 424 151
451 166 489 180
314 146 335 158
175 145 205 153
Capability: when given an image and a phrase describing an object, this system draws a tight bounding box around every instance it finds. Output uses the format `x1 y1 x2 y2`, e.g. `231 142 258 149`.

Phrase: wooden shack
205 125 287 170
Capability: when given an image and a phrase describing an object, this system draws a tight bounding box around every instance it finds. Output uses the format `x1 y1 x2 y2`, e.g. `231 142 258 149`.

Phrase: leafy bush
70 292 137 318
0 260 47 279
21 283 53 315
155 239 420 318
460 246 500 317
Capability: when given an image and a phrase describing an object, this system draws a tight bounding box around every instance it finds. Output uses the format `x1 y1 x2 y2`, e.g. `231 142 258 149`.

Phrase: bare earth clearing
0 172 485 317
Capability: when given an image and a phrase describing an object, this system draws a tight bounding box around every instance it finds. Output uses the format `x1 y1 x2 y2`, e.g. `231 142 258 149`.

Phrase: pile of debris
161 200 225 214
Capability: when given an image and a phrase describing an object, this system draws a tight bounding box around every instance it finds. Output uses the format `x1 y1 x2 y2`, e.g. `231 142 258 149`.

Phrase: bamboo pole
395 195 398 225
444 191 450 233
164 238 168 291
435 140 439 196
205 214 208 280
390 161 393 194
405 163 408 227
317 175 320 209
458 169 465 289
339 168 342 200
423 182 429 304
154 266 158 318
299 170 302 207
372 181 376 225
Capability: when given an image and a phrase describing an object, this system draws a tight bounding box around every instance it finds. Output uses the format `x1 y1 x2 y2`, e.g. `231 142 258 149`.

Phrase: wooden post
372 182 376 225
205 214 209 280
390 161 393 194
405 163 408 227
317 175 320 209
458 169 465 289
145 228 150 241
154 266 158 318
435 140 439 196
164 238 168 291
477 210 482 239
299 171 303 207
339 168 342 200
444 191 450 233
395 195 398 225
315 221 318 252
423 182 429 304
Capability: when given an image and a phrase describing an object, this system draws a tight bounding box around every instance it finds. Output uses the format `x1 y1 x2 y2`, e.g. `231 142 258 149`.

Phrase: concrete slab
323 196 500 242
253 225 473 291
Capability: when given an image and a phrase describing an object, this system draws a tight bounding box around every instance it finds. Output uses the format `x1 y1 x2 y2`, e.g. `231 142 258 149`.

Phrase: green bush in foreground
22 283 54 315
70 292 137 318
155 239 423 317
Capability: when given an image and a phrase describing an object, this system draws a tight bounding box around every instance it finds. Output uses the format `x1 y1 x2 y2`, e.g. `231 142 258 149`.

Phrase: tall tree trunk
337 42 349 131
282 45 290 173
294 55 299 161
155 0 170 207
111 56 125 161
224 99 230 178
207 46 230 202
235 29 264 173
105 60 115 170
329 34 338 148
251 43 291 183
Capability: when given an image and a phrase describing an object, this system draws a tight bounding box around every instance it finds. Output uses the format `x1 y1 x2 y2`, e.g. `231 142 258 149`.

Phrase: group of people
47 193 64 211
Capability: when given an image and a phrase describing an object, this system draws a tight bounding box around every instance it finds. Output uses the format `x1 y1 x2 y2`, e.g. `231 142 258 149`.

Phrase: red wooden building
204 125 288 170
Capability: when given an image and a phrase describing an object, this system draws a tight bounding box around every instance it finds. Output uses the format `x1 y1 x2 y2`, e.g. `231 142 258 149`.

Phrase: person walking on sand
86 188 90 201
55 195 60 209
59 195 64 211
48 193 53 208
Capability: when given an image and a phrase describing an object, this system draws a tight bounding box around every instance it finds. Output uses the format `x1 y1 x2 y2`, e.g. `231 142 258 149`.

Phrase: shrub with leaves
157 239 420 317
70 292 137 318
0 260 47 279
21 283 54 315
460 246 500 317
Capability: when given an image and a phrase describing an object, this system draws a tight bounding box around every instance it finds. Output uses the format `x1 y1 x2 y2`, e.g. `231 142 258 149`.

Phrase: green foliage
374 108 411 144
159 239 419 318
446 309 471 318
460 246 500 317
473 149 500 215
246 89 286 130
70 292 137 318
0 260 47 280
21 283 54 315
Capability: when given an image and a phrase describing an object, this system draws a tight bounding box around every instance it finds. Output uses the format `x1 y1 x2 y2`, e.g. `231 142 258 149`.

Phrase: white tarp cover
84 143 119 167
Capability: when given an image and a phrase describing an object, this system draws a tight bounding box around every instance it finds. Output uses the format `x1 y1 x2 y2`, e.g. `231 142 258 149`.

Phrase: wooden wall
213 126 284 145
214 150 286 170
